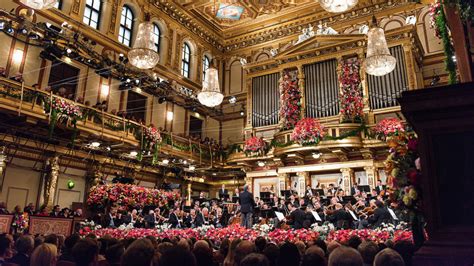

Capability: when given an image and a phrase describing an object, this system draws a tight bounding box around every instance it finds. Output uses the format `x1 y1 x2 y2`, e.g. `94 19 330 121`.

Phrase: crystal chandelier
364 17 397 76
318 0 358 13
20 0 57 9
128 22 159 69
198 61 223 107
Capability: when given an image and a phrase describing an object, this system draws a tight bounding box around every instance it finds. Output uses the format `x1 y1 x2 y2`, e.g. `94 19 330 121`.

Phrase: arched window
118 5 134 47
181 43 191 78
83 0 102 29
152 23 161 53
54 0 62 9
202 55 210 81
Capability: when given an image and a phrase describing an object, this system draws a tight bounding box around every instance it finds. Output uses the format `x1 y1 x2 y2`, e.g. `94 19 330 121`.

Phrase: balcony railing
0 77 223 166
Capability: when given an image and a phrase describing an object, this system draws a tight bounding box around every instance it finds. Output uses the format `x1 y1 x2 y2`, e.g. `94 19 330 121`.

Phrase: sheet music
348 210 358 221
387 208 399 220
274 211 285 221
311 211 322 222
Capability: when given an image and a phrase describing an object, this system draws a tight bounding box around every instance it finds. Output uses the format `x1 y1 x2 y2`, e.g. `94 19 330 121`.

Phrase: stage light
167 111 173 121
12 49 24 64
312 152 322 159
212 173 217 176
195 112 200 118
240 111 245 116
189 165 195 171
162 159 169 165
130 151 138 157
66 48 72 54
258 161 265 167
0 21 5 30
90 141 101 148
135 79 140 85
126 78 131 83
182 160 188 165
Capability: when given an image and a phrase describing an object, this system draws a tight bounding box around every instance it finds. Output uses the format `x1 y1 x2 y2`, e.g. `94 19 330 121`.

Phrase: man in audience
358 240 379 266
0 234 13 264
328 246 363 266
241 253 270 266
7 235 33 266
121 238 155 266
373 248 405 266
72 238 99 266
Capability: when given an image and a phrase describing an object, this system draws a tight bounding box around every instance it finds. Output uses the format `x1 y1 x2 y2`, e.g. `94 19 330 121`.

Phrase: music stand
358 185 371 193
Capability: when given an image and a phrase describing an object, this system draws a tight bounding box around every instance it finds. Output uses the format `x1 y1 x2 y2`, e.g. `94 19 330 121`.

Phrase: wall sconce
167 111 174 121
13 49 24 64
100 84 110 97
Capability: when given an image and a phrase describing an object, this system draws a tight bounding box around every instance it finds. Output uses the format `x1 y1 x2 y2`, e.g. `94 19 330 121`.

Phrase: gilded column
297 65 306 118
403 43 418 90
0 147 6 185
357 50 371 115
186 183 192 205
297 171 309 197
364 166 377 189
245 77 253 129
340 168 353 195
44 156 60 207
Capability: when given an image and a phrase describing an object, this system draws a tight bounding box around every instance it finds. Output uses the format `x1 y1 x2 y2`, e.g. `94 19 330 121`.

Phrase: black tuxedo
219 189 229 200
239 190 255 214
368 207 392 227
289 208 306 229
195 212 206 227
329 209 352 229
144 214 156 228
168 212 181 228
351 186 358 195
375 185 386 195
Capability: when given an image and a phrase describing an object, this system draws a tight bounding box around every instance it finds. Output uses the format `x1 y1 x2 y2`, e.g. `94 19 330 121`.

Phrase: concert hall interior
0 0 472 265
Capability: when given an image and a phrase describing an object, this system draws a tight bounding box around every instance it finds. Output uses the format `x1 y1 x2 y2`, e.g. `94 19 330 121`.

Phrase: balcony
0 77 222 167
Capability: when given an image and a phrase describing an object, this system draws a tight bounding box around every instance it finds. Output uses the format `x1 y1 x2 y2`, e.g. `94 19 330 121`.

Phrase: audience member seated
328 246 363 266
7 235 33 266
373 248 405 266
30 243 57 266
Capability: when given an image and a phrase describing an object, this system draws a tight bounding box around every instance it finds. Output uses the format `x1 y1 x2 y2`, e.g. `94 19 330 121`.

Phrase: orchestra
100 180 401 231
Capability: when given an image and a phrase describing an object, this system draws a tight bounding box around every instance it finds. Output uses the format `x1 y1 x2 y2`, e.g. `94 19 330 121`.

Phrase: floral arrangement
79 220 102 235
252 223 274 235
46 97 83 140
79 224 413 244
243 136 268 157
11 212 29 233
374 118 404 140
339 58 364 122
290 118 326 145
139 126 162 164
87 183 180 211
429 0 457 84
279 72 302 131
383 127 426 245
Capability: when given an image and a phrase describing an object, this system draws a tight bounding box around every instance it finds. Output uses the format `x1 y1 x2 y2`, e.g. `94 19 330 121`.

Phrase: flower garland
290 118 326 145
279 72 302 131
11 212 29 233
79 224 413 244
429 0 457 84
243 136 268 157
138 126 162 164
339 58 364 123
374 118 405 140
45 97 83 142
87 184 180 211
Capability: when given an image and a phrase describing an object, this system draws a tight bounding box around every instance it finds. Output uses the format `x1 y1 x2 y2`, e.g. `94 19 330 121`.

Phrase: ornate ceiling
174 0 320 34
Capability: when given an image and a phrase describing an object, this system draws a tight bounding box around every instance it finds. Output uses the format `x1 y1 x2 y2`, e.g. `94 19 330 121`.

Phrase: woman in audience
30 243 57 266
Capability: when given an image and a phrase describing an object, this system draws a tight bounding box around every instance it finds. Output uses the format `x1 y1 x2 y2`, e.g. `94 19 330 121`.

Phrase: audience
328 246 363 266
7 235 33 266
374 248 405 266
72 238 99 266
30 243 57 266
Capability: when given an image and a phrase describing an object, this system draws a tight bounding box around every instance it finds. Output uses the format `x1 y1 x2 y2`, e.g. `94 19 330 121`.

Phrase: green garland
434 3 458 84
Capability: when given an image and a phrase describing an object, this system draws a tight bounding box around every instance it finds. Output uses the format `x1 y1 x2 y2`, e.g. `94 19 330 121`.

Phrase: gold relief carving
340 168 353 194
29 216 73 236
364 166 376 188
167 28 174 67
72 0 81 14
108 0 119 34
0 215 12 234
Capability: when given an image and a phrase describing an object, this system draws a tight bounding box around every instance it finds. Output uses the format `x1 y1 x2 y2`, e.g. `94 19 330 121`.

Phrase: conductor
239 184 255 229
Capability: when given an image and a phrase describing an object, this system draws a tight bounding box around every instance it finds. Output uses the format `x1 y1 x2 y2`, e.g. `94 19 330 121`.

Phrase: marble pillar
340 168 354 195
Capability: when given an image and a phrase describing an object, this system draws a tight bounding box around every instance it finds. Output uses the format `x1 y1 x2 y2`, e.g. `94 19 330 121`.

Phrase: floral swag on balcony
279 72 302 131
243 136 268 157
339 58 364 123
291 118 326 145
374 117 405 140
87 183 180 211
44 97 83 140
138 125 162 164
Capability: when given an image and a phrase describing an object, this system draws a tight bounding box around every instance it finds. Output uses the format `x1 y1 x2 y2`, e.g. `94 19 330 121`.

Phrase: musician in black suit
168 207 182 228
305 185 313 198
239 184 255 229
327 203 352 229
368 200 392 228
287 203 306 229
375 180 386 195
218 184 229 200
351 183 359 196
144 210 157 228
327 184 337 196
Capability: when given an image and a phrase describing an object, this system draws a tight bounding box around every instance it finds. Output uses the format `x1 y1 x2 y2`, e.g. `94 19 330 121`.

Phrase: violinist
351 183 359 196
278 198 289 215
168 207 182 228
368 200 392 228
286 203 305 229
327 203 351 229
327 183 337 196
375 180 386 195
289 194 299 208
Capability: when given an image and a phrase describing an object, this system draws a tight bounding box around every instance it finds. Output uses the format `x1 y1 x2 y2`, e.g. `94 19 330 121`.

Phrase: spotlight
66 48 72 54
5 26 14 34
240 111 245 116
182 160 188 165
212 173 217 176
90 141 101 148
258 161 265 167
162 159 169 165
312 152 322 159
195 112 200 118
229 96 237 104
130 151 138 157
452 56 457 62
126 78 131 83
19 27 28 35
189 165 195 171
0 20 5 30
